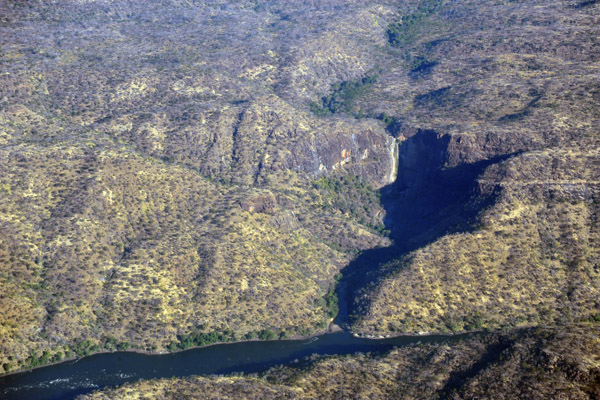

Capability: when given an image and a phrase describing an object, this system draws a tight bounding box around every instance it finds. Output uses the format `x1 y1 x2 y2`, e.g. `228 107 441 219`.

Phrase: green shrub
386 0 444 47
257 329 276 340
311 76 377 117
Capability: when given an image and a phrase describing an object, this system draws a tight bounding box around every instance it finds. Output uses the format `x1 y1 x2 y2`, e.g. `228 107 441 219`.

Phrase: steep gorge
0 1 598 395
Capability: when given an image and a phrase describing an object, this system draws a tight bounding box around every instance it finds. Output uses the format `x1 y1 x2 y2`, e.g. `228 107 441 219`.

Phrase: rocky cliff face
395 130 450 190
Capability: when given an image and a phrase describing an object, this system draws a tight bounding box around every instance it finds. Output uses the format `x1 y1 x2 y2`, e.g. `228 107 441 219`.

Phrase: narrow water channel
0 331 477 400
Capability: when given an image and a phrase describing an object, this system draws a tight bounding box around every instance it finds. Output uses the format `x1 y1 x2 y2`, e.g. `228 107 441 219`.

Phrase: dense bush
386 0 444 47
310 76 377 117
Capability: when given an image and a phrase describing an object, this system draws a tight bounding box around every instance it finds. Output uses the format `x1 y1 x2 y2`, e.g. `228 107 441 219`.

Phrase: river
0 330 478 400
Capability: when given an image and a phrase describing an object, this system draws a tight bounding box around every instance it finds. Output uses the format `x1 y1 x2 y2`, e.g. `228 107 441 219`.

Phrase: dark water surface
0 331 475 400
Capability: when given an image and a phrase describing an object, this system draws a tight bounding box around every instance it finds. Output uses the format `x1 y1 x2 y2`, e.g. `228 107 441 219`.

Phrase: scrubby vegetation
312 175 388 236
1 5 599 400
0 145 390 374
386 0 444 47
0 1 395 374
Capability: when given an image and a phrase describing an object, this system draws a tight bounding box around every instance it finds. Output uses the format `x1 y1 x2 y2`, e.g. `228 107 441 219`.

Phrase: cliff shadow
334 130 516 328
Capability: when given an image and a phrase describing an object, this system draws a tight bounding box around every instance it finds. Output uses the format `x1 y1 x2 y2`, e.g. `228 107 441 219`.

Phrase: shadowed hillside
335 130 516 330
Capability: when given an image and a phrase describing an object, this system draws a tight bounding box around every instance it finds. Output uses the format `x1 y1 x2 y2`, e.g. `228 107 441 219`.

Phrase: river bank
0 318 347 379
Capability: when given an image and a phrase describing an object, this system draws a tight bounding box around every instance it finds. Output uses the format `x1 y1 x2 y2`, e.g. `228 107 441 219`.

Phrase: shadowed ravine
335 130 516 329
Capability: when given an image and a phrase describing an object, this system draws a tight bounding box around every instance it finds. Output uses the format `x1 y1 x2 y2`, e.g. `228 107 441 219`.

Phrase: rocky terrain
0 0 599 397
